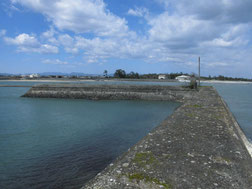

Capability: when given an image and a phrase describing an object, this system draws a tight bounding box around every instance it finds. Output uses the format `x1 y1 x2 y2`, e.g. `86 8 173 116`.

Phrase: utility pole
198 56 201 87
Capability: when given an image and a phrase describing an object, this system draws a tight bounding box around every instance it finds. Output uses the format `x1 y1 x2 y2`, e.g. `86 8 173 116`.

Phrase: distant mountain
38 72 100 76
0 72 102 77
0 73 15 76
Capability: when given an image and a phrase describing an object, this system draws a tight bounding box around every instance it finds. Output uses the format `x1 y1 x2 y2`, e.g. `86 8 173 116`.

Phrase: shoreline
219 94 252 156
202 80 252 84
0 79 97 82
1 79 252 84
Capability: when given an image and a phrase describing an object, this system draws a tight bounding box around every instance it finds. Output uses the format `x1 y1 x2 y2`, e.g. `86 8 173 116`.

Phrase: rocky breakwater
83 87 252 189
21 84 196 102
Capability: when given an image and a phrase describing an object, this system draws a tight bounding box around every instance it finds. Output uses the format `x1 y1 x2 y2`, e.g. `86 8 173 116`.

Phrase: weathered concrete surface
83 87 252 189
22 84 196 102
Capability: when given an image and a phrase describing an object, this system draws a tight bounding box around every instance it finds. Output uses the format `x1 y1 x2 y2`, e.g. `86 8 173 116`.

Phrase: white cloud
72 35 154 63
11 0 129 37
4 33 58 53
127 7 149 17
5 33 39 46
58 34 74 47
7 0 252 77
41 28 55 39
41 27 58 44
157 0 252 25
148 13 224 50
202 37 247 48
42 59 68 65
206 62 228 67
200 24 249 48
39 44 59 53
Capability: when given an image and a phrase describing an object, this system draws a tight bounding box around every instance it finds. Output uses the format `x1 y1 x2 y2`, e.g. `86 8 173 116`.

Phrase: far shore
0 79 97 82
202 80 252 84
0 79 252 84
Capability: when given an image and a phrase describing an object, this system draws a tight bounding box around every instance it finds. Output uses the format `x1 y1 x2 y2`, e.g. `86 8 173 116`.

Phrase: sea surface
0 83 180 189
209 83 252 141
0 80 252 188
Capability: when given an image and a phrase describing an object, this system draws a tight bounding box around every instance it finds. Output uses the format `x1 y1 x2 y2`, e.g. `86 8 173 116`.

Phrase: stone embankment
21 84 195 102
22 84 252 188
82 87 252 189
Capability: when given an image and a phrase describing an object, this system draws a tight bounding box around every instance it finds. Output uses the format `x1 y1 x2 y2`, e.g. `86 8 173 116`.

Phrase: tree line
103 69 252 81
111 70 190 79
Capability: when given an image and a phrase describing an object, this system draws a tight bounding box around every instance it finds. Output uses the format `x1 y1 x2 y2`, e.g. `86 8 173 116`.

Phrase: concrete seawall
82 87 251 189
22 84 196 102
22 84 252 188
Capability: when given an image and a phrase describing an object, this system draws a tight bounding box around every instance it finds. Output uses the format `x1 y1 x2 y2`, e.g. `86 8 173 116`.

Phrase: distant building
175 75 191 82
29 74 40 78
158 74 166 79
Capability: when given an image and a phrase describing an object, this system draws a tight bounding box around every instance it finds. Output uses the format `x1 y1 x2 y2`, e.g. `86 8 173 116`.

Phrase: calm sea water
210 83 252 141
0 80 184 86
0 85 180 189
1 81 252 188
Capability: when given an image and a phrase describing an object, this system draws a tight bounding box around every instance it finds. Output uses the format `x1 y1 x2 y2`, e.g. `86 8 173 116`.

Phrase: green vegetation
207 75 252 81
103 70 108 78
140 72 189 79
2 70 252 81
128 173 172 189
114 69 127 78
133 152 157 167
212 156 232 165
113 69 140 79
127 71 140 79
112 70 252 81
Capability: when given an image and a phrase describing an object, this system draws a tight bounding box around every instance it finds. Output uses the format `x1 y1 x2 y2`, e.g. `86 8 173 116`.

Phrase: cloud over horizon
1 0 252 77
4 33 59 53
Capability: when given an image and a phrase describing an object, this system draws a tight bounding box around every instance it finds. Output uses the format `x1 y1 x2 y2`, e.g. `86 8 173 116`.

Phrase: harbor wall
82 86 252 189
22 84 196 102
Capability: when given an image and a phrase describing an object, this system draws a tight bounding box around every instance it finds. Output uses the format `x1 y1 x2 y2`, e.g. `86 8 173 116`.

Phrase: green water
0 86 180 188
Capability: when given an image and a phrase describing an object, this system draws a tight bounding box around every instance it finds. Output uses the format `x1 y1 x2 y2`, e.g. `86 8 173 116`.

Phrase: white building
29 74 40 78
175 75 191 82
158 74 166 79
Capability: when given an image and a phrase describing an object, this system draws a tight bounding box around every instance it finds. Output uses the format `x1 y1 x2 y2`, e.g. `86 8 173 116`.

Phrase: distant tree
140 73 158 79
103 70 108 78
114 69 126 78
218 75 225 80
127 71 139 79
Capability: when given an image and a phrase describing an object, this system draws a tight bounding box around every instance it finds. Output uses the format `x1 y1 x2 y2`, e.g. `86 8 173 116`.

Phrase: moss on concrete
128 173 172 189
133 152 158 167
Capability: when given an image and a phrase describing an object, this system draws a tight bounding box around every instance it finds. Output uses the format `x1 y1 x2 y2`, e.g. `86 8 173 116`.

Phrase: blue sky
0 0 252 78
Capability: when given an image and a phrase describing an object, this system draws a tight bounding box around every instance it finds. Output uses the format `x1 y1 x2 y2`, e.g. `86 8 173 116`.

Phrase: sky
0 0 252 78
